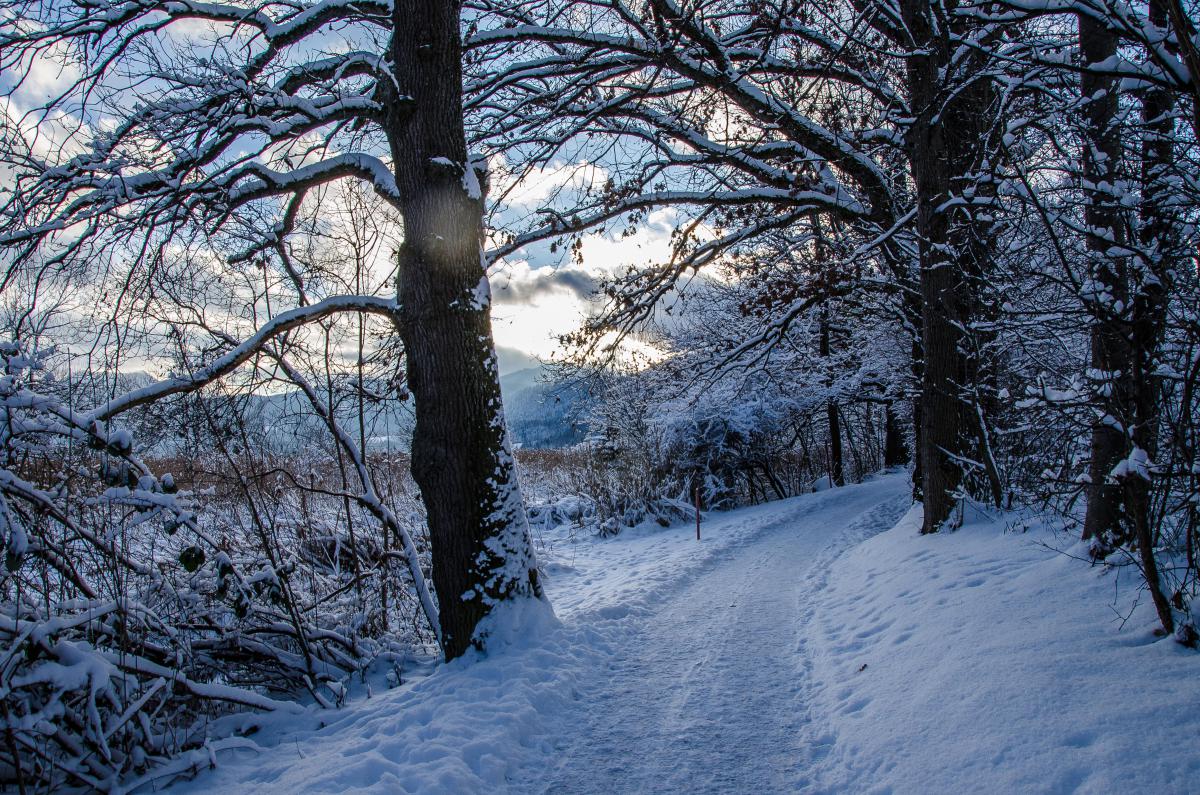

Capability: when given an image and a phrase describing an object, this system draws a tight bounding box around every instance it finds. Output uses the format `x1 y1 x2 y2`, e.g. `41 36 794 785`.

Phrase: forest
0 0 1198 790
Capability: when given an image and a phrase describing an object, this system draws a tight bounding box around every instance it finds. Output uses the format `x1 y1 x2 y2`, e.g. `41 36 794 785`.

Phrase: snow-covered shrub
518 451 599 530
0 343 435 790
512 433 693 537
549 353 896 537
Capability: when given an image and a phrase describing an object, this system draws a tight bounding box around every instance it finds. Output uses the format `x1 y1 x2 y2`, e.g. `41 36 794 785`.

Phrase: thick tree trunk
1078 16 1132 547
899 0 1001 532
387 0 547 660
917 244 966 534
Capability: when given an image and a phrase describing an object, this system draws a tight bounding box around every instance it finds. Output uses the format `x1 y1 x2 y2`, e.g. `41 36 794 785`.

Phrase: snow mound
471 594 561 653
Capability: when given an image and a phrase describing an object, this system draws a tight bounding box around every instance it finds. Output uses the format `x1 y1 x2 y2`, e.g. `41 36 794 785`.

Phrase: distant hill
500 366 588 449
134 348 586 454
494 346 542 376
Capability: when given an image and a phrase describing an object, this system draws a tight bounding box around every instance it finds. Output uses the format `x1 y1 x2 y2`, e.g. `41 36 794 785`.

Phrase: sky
488 206 683 363
0 19 692 375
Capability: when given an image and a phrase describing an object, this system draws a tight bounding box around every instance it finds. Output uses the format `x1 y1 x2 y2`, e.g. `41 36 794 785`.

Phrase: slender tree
1078 13 1132 545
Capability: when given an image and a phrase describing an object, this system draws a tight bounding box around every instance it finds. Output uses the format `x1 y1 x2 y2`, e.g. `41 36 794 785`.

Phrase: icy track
171 472 1200 794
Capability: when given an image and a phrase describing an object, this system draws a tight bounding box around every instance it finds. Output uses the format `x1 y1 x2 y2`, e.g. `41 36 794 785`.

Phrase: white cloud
574 207 681 274
491 158 609 212
489 258 588 360
488 207 690 360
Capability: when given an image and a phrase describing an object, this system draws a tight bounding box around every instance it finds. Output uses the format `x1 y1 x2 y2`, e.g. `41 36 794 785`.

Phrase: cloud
485 258 590 359
486 206 708 360
490 158 609 213
491 266 596 304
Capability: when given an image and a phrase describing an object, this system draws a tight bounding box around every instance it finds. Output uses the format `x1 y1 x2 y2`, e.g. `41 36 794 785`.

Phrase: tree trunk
1136 0 1177 455
898 0 1004 531
387 0 547 660
884 402 910 468
827 400 844 487
1078 16 1132 547
903 0 955 532
1125 0 1179 633
820 305 845 487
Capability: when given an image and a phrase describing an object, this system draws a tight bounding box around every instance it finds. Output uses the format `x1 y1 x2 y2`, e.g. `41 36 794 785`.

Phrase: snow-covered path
545 536 816 793
173 476 910 795
170 472 1200 794
532 484 910 793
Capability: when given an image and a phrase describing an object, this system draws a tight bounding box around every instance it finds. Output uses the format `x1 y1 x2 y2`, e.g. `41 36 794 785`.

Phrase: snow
806 503 1200 793
468 274 491 310
165 472 1200 794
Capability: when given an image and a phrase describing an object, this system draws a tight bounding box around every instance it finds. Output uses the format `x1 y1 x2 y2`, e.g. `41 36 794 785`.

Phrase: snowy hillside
161 474 1198 794
500 366 587 449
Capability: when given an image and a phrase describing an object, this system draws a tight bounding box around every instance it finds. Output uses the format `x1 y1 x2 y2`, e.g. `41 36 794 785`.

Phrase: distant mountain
494 346 543 377
500 366 588 449
136 350 586 454
495 347 588 448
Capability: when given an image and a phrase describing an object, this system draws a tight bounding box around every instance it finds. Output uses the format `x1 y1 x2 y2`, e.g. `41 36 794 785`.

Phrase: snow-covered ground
166 472 1199 794
807 502 1200 793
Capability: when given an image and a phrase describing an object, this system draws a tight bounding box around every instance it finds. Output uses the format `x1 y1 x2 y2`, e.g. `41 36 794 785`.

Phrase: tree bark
387 0 546 660
820 305 845 487
899 0 997 532
1078 15 1132 547
900 0 955 532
